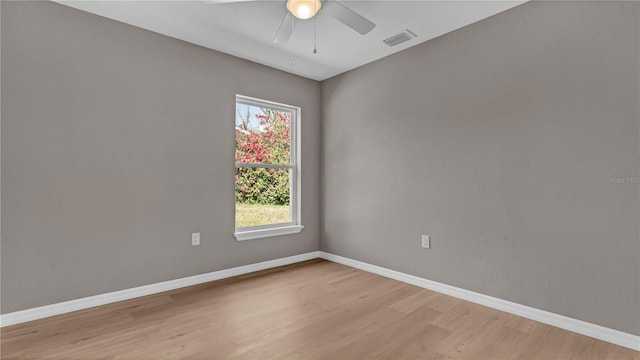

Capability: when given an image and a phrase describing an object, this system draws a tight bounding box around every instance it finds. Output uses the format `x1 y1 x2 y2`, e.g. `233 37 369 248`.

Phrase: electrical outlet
421 235 430 249
192 233 201 246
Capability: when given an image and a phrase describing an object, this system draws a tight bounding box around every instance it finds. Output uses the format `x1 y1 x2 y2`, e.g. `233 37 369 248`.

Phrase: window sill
234 225 304 241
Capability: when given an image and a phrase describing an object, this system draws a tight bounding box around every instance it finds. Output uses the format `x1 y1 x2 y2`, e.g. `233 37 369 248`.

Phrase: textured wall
1 1 320 313
321 1 640 335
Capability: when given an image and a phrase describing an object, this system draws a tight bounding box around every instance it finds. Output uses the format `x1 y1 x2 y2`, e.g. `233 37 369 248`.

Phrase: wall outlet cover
421 235 430 249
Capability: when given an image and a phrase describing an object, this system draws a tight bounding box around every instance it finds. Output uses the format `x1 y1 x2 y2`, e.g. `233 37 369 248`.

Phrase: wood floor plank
1 260 638 360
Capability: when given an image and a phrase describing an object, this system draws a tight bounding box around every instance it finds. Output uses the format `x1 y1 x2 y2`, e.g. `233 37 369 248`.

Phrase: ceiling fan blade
322 0 375 35
273 12 296 43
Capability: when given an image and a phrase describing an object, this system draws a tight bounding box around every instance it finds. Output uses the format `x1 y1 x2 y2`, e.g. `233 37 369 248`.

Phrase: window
234 95 303 241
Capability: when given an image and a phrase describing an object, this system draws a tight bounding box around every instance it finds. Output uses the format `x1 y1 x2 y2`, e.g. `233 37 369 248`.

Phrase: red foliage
235 109 292 205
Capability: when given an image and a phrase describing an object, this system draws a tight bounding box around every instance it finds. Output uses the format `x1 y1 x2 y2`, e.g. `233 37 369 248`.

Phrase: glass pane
235 167 291 228
235 103 291 165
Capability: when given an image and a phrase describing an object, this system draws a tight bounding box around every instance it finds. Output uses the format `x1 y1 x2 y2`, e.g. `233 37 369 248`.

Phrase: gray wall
321 1 640 335
2 0 639 337
1 1 320 313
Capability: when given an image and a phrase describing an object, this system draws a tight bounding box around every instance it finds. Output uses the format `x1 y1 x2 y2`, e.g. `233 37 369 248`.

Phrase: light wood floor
1 259 638 360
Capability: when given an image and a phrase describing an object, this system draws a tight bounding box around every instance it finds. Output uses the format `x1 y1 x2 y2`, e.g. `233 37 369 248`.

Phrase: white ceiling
56 0 526 81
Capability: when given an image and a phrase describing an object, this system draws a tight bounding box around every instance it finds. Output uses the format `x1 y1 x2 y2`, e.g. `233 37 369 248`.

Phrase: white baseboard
2 250 637 352
0 251 320 327
318 251 640 351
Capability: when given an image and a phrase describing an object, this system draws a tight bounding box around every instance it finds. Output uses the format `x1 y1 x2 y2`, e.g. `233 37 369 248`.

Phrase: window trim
234 95 303 241
234 225 304 241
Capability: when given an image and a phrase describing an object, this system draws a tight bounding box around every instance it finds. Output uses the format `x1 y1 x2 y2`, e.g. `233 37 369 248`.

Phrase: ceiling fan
205 0 376 44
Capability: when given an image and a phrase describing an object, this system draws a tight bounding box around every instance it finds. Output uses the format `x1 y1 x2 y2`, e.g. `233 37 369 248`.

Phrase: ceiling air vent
383 29 417 47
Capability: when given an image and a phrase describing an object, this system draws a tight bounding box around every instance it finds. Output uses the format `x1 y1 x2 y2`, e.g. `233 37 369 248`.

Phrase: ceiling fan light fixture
286 0 321 20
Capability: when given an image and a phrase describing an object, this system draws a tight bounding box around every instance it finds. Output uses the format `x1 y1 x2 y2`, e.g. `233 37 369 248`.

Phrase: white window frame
234 95 303 241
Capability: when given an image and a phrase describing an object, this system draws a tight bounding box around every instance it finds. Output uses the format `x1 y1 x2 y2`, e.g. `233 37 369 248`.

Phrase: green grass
235 203 290 228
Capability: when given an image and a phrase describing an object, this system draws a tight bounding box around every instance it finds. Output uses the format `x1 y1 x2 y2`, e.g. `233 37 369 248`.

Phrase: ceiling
55 0 526 81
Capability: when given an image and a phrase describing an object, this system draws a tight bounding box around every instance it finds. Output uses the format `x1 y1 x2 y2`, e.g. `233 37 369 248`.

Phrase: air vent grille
383 30 417 47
